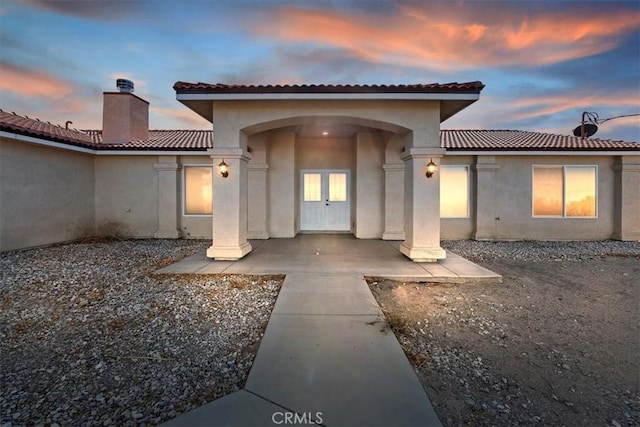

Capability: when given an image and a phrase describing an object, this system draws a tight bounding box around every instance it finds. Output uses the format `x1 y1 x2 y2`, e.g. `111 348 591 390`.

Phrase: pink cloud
508 93 640 123
255 5 640 70
151 107 211 130
0 63 74 99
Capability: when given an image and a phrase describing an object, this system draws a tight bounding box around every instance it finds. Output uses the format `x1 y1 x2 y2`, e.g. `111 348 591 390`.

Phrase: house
1 80 638 257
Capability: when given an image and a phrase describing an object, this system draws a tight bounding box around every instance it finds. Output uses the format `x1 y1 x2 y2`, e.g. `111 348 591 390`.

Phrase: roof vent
116 79 134 93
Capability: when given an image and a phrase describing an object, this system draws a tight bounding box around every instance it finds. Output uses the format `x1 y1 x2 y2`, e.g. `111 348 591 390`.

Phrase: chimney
102 79 149 144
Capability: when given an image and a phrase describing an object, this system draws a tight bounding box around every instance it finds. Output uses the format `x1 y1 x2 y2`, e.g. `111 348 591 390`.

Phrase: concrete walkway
160 235 501 426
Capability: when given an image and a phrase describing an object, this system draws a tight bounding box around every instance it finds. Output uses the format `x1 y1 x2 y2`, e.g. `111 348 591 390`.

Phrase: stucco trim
401 147 447 160
207 148 252 162
382 163 405 171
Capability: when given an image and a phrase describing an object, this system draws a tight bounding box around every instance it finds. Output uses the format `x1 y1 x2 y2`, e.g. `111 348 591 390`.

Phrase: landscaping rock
0 239 283 426
369 240 640 427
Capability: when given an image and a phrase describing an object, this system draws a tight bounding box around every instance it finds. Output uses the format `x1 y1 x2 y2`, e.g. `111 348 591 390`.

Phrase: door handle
325 203 330 206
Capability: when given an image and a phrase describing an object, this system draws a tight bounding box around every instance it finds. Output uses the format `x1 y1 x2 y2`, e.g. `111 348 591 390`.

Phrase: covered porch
173 81 485 262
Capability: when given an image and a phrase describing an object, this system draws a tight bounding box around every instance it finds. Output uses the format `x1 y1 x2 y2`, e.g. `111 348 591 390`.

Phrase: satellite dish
573 123 598 137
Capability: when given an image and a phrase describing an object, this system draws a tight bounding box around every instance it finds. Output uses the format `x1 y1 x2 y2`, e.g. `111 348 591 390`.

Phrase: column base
206 241 252 260
611 231 640 241
248 231 270 239
473 232 495 241
400 242 446 262
154 229 181 239
382 231 405 241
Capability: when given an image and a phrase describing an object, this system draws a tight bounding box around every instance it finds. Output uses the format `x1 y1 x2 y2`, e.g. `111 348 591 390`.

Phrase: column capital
383 163 404 171
154 163 179 171
476 155 496 164
401 148 446 161
473 163 500 171
207 148 252 162
248 163 269 171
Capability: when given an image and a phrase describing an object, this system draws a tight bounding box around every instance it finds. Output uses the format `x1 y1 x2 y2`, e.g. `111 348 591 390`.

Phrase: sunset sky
1 0 639 141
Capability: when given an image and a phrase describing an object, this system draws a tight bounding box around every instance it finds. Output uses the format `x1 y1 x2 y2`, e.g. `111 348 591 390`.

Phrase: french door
300 170 351 231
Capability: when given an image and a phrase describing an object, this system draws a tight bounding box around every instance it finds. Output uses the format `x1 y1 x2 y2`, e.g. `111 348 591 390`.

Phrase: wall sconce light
425 159 437 178
218 160 229 178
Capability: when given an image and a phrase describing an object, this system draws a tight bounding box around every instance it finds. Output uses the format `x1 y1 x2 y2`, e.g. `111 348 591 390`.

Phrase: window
440 166 469 218
184 166 212 215
532 166 597 218
328 173 347 202
303 173 322 201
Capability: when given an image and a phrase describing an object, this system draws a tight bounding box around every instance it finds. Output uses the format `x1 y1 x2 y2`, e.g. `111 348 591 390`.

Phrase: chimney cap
116 79 134 93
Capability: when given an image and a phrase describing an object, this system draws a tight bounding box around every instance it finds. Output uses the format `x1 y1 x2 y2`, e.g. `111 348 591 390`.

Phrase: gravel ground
0 239 283 427
369 240 640 427
441 239 640 262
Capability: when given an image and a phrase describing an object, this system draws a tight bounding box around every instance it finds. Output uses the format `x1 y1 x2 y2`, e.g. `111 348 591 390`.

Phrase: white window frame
531 165 598 219
182 164 213 217
440 165 470 218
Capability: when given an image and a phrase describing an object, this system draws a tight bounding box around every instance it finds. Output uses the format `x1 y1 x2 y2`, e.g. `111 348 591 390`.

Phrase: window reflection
533 166 596 218
440 166 469 218
185 166 213 215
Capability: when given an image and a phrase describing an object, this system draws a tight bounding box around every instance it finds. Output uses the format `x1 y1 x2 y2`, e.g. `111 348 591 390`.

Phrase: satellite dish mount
573 111 599 138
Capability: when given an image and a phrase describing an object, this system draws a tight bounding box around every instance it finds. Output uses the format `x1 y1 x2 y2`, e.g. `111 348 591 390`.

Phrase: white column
248 162 269 239
206 148 253 260
400 148 446 262
382 163 405 240
354 131 384 238
473 156 500 240
154 156 180 239
613 156 640 241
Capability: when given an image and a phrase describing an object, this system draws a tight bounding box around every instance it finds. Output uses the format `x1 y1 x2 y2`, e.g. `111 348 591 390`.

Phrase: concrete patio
159 235 501 426
156 234 502 283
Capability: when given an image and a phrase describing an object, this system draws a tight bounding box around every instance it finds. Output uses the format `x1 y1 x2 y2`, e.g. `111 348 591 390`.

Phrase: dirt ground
368 256 639 427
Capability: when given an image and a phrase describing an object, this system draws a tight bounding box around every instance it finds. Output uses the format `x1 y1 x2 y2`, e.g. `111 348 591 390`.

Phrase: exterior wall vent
116 79 134 93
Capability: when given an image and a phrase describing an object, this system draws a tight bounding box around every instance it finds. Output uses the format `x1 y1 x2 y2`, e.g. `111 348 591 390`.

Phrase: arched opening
243 116 412 239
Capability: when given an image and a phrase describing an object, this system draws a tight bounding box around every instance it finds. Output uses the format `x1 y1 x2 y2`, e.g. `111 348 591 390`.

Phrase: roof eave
175 92 481 124
175 92 481 101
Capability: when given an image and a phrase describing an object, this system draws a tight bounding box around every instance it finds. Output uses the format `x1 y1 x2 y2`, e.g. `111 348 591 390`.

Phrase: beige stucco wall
0 138 95 251
354 131 385 238
613 155 640 241
268 131 297 237
296 136 355 170
490 155 616 240
211 100 440 149
95 156 158 237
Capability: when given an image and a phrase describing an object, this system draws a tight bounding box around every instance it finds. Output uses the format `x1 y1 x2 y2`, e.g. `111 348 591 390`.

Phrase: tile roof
0 110 213 151
173 81 485 94
0 109 97 148
1 109 637 152
84 130 213 150
441 129 639 151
